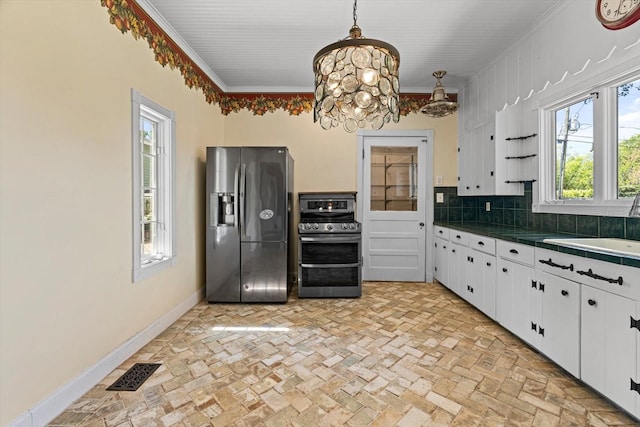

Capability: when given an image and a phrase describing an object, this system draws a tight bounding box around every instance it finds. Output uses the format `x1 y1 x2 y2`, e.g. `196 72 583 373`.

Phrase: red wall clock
596 0 640 30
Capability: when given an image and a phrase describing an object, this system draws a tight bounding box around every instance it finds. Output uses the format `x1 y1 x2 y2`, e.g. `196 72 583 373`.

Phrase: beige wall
0 1 222 424
0 1 457 424
224 109 458 193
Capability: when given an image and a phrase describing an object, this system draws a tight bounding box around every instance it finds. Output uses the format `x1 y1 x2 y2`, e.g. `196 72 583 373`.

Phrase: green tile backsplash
434 183 640 241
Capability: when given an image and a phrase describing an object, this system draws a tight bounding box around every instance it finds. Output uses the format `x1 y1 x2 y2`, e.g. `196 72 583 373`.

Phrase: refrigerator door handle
233 163 240 232
239 163 246 237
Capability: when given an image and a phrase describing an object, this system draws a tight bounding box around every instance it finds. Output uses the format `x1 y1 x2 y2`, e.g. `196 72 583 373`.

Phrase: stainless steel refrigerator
206 146 294 302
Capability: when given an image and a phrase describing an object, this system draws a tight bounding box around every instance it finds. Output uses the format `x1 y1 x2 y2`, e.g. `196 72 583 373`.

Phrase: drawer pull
456 235 461 239
438 230 443 234
631 379 640 395
631 317 640 332
561 290 568 296
502 268 508 273
509 249 519 254
576 268 623 286
538 258 574 271
478 241 485 246
486 262 491 267
588 299 597 306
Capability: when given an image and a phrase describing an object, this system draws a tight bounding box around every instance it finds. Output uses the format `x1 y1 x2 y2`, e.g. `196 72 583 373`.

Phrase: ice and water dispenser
213 192 235 226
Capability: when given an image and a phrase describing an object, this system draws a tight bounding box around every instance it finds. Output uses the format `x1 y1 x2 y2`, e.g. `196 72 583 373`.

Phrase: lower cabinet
581 285 638 418
496 257 534 340
434 237 449 285
433 226 640 419
448 241 467 297
464 250 496 319
536 271 580 377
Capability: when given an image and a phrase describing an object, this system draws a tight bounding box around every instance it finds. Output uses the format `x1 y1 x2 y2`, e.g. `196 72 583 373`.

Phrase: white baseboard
8 289 203 427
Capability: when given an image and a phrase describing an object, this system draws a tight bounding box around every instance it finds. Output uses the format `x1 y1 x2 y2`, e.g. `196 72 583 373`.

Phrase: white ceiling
139 0 565 94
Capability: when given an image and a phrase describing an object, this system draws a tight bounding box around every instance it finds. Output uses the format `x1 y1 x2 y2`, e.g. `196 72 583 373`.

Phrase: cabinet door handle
538 327 545 336
588 299 597 306
631 317 640 332
438 230 443 234
531 322 537 331
576 268 623 286
538 258 574 271
509 249 519 254
631 379 640 395
486 262 492 267
452 249 456 253
561 290 569 296
456 235 461 239
502 268 508 273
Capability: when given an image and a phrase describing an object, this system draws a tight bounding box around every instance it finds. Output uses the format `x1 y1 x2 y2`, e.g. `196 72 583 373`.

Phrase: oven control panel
298 222 361 234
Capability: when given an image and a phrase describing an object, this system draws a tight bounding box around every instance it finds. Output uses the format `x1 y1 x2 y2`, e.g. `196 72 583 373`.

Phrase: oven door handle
300 236 361 243
300 263 361 268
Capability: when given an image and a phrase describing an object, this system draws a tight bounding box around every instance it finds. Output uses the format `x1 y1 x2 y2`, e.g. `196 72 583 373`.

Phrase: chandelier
420 71 458 118
313 0 400 132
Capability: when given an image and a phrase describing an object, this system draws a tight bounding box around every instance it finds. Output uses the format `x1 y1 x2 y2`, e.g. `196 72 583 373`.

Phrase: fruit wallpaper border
101 0 452 117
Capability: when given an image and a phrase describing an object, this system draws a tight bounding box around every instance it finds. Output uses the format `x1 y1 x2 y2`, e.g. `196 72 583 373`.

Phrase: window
370 147 418 211
538 72 640 216
132 90 176 282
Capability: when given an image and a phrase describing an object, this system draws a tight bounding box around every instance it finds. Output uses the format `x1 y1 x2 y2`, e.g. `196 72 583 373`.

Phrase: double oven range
297 192 362 298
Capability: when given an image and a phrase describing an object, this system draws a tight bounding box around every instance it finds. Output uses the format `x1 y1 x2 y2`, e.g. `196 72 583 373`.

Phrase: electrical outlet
437 193 444 203
485 201 491 211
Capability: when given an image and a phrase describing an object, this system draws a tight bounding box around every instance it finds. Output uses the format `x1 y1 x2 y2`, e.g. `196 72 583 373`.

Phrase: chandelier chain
353 0 358 26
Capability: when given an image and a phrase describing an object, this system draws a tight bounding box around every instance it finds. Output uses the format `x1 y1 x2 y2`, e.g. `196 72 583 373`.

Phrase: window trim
535 66 640 217
131 89 176 282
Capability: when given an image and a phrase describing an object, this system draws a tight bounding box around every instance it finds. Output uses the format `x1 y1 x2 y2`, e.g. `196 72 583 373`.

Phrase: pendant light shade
313 0 400 132
420 71 458 118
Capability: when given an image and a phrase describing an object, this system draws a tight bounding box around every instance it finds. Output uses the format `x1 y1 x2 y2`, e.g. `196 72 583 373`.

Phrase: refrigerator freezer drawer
241 242 288 302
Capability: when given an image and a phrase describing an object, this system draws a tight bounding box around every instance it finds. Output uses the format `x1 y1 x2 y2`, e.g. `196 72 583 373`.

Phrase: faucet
630 193 640 217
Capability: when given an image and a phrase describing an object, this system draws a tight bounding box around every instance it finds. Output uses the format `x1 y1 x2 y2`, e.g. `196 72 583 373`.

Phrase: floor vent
106 363 161 391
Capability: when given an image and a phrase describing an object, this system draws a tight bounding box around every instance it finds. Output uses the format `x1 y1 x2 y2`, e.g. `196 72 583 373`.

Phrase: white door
357 130 433 282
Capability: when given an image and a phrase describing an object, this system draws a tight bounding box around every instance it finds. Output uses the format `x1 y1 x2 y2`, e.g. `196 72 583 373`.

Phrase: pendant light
313 0 400 132
420 71 458 118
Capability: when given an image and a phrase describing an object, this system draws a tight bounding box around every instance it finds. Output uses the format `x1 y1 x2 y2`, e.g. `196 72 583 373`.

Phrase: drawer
450 230 469 246
497 240 535 266
434 225 450 241
572 256 640 301
535 248 579 282
468 233 496 255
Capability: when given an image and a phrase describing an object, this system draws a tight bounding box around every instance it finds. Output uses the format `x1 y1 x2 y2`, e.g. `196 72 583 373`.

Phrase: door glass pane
370 146 417 211
617 78 640 198
554 97 593 200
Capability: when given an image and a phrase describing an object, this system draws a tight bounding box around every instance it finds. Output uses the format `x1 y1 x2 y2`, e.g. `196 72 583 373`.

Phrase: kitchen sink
542 238 640 257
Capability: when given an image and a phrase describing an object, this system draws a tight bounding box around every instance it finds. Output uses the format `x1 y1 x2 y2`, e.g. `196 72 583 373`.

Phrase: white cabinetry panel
581 285 638 418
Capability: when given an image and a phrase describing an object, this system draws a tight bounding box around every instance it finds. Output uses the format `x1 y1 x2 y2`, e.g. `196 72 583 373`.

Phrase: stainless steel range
298 192 362 298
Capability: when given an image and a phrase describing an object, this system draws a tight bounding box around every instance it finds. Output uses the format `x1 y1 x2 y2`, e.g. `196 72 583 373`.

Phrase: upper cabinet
456 0 640 196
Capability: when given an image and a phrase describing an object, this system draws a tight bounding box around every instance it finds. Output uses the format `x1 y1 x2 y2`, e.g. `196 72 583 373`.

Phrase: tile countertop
434 221 640 269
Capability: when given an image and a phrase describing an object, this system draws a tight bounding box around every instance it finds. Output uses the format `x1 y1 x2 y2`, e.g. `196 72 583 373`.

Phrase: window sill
133 256 176 283
533 202 633 217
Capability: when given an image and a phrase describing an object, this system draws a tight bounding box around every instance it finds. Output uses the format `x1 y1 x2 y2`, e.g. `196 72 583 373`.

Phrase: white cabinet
463 235 497 319
581 286 638 418
536 271 581 377
535 247 640 419
496 241 535 339
458 122 495 196
434 237 449 285
497 257 535 340
458 104 537 196
448 241 467 297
